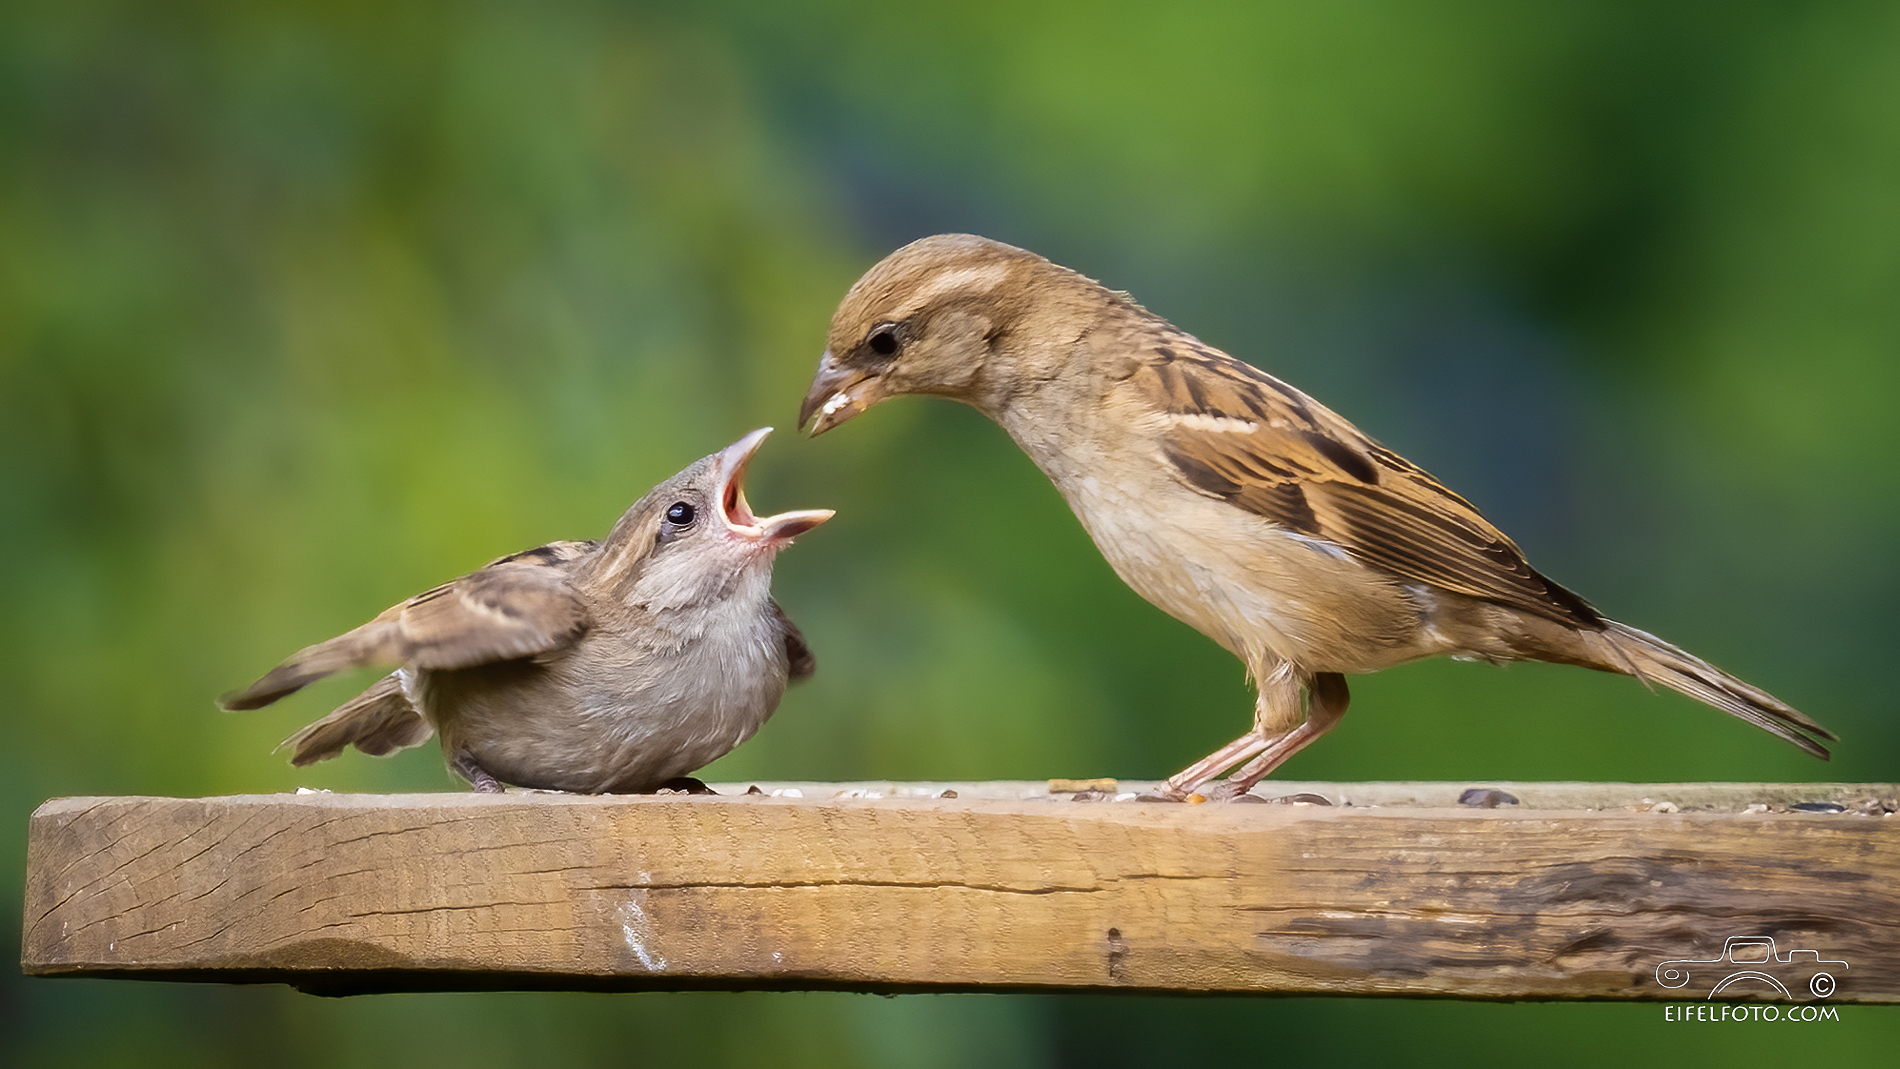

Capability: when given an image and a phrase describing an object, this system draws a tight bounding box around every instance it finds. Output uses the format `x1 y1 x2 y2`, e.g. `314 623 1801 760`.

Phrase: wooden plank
21 783 1899 1000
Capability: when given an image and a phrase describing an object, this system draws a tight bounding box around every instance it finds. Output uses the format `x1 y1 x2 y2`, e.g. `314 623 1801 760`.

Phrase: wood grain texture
21 784 1900 999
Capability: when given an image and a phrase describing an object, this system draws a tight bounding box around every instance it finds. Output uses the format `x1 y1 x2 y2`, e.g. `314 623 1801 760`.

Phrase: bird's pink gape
714 428 833 546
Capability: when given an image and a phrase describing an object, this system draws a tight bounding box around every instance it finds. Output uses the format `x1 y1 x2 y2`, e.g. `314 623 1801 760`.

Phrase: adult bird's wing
1128 334 1601 629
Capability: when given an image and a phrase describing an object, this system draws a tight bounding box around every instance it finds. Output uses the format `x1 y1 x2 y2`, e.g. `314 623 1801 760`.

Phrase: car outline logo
1655 935 1847 999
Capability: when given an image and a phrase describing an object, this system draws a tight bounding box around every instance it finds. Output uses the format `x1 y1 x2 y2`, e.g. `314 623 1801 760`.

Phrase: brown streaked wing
396 547 594 670
220 542 597 711
1136 339 1602 629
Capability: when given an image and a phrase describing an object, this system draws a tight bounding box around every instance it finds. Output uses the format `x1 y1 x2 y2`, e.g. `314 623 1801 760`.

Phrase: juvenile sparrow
222 429 832 793
799 234 1832 800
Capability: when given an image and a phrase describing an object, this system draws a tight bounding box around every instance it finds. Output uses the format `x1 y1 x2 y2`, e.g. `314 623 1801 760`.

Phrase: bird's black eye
868 327 899 356
665 502 696 526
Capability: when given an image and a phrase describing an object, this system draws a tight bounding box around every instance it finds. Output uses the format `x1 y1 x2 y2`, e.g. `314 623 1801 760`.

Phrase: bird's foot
1137 772 1239 802
1159 780 1335 805
655 776 717 796
450 751 506 794
1196 780 1265 804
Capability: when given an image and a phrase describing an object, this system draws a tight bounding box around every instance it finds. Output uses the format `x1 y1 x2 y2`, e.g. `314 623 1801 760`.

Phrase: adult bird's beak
797 351 876 436
714 428 834 544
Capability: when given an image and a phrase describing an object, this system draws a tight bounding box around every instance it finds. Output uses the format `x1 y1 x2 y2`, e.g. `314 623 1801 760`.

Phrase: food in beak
797 352 869 435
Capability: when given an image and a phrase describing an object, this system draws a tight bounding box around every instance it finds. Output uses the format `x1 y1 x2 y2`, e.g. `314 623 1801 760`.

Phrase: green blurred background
3 0 1895 1064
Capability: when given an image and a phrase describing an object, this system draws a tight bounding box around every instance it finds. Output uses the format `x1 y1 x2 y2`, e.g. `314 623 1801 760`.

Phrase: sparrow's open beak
798 351 876 436
714 428 834 544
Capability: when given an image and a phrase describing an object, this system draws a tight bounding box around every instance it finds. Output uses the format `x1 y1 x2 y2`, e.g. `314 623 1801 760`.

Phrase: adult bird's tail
1599 620 1834 759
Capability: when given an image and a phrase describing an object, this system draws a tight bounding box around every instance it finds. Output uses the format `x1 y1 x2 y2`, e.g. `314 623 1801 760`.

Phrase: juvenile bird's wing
221 541 597 710
277 672 436 765
1127 332 1600 629
771 599 816 682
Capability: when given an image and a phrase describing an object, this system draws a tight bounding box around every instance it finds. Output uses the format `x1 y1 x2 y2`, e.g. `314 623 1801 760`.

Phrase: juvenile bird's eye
868 327 899 356
665 502 695 526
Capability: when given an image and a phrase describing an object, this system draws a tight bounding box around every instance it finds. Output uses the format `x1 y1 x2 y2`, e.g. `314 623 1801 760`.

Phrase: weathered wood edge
23 784 1900 1001
747 780 1891 811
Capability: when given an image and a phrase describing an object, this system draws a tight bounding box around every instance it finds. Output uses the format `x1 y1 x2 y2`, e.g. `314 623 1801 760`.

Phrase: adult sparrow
222 428 832 793
799 234 1831 799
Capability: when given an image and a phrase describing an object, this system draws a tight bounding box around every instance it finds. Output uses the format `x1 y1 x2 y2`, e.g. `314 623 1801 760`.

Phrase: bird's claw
1197 781 1267 804
450 750 507 793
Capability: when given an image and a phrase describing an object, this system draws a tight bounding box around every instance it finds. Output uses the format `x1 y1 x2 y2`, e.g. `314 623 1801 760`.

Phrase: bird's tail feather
1600 621 1834 760
278 673 434 766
